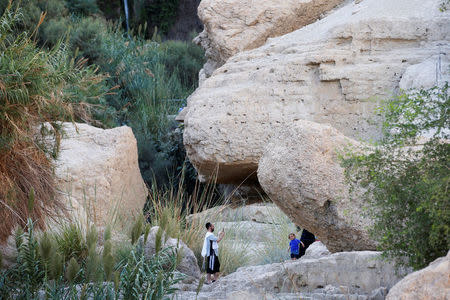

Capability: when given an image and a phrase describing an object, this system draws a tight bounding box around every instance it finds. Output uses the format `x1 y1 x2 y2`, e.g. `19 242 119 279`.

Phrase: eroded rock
53 123 148 227
184 0 450 183
195 0 345 78
176 251 408 299
257 120 374 252
386 251 450 300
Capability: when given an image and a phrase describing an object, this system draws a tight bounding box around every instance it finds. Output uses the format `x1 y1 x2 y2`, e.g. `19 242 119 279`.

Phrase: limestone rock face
257 120 374 252
142 227 201 279
184 0 450 183
386 251 450 300
399 54 450 91
54 123 148 227
195 0 345 78
176 251 408 299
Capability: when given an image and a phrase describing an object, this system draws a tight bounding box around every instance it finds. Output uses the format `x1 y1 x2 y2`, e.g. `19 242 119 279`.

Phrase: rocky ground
173 242 409 300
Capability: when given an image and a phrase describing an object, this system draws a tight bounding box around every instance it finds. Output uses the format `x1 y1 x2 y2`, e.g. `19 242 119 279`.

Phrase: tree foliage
342 84 449 270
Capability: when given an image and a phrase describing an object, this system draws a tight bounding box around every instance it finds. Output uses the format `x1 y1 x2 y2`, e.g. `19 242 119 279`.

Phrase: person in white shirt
201 222 225 284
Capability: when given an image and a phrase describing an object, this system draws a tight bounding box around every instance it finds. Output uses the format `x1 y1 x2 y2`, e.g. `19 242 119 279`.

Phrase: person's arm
217 230 225 243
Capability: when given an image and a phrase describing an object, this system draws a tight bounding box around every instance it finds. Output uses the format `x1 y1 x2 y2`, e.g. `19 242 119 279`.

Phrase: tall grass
0 216 182 299
0 4 108 242
146 175 298 276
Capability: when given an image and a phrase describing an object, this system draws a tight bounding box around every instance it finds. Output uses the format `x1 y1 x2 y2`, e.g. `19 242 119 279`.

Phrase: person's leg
299 244 306 258
212 254 220 281
206 255 213 283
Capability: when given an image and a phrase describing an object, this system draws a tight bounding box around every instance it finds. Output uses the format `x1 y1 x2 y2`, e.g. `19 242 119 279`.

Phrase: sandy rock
177 251 408 299
53 123 148 227
142 227 201 279
195 0 345 77
386 251 450 300
187 203 288 225
258 120 374 252
184 0 450 183
399 54 450 91
303 241 331 259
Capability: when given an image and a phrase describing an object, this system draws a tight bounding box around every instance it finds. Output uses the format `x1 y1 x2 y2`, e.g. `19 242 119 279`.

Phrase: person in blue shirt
288 233 302 260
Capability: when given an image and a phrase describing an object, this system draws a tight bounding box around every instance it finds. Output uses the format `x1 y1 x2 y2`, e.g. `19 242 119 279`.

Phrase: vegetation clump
342 84 449 270
0 4 108 242
0 218 181 299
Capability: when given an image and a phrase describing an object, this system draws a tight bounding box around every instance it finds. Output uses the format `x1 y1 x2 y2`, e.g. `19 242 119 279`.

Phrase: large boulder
386 251 450 300
303 241 331 259
142 226 201 279
176 251 408 299
183 0 450 183
195 0 345 78
258 120 374 252
53 123 148 227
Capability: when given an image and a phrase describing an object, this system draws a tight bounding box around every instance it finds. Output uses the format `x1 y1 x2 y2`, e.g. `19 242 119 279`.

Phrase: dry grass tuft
0 143 62 242
0 4 107 242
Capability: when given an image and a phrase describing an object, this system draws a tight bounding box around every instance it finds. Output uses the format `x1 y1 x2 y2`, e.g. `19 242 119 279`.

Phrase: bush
160 40 205 89
342 85 450 270
0 0 68 40
40 17 70 48
70 17 107 63
0 6 108 242
66 0 99 16
131 0 180 36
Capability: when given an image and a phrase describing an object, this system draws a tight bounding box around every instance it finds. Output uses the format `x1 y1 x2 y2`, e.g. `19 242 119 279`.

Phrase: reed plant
0 3 109 243
0 216 182 299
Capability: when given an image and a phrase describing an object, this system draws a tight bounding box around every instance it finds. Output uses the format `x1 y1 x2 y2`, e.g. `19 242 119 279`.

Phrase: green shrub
0 4 110 243
131 0 180 35
66 0 99 16
160 40 205 89
40 17 70 48
342 85 449 270
70 17 107 63
0 0 68 39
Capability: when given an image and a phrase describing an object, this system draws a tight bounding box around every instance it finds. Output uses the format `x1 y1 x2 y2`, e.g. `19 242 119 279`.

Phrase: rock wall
183 0 450 184
194 0 346 79
53 123 148 227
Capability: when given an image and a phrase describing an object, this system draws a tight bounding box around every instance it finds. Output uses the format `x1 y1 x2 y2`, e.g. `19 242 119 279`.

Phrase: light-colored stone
399 54 450 91
258 120 374 252
386 251 450 300
142 226 201 279
53 123 148 227
187 203 288 225
176 251 408 299
195 0 345 77
304 241 331 259
184 0 450 183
